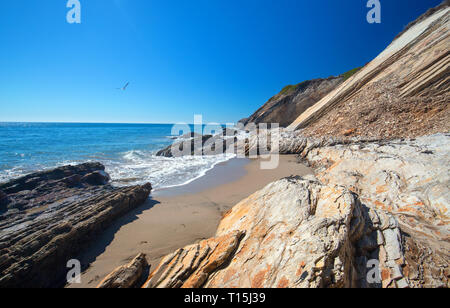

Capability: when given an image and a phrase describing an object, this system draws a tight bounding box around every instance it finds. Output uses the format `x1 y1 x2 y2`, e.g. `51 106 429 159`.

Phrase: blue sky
0 0 442 124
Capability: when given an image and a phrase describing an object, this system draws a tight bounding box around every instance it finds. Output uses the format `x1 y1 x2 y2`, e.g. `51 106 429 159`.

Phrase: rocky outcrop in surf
0 163 152 288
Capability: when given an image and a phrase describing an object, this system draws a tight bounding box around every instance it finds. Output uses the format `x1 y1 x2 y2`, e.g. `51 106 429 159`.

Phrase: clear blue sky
0 0 442 124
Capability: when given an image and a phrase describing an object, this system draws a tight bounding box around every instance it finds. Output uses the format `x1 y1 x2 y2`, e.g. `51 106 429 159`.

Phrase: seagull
116 82 130 91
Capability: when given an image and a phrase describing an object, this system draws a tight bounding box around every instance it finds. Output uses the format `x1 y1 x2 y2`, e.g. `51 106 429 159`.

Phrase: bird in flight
116 82 130 91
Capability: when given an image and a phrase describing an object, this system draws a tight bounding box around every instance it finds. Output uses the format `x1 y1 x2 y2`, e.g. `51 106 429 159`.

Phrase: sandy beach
68 155 312 288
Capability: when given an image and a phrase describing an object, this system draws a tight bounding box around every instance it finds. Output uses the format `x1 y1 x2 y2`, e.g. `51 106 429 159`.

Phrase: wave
106 150 236 189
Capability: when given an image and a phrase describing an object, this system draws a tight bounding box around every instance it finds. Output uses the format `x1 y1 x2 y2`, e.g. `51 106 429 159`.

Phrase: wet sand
68 155 312 288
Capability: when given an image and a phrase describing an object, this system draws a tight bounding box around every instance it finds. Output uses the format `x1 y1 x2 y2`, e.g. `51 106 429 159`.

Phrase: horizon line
0 121 237 125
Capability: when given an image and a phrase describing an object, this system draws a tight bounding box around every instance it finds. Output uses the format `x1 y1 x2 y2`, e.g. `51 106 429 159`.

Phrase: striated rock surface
156 135 213 157
142 177 407 288
143 231 245 288
0 163 152 288
139 133 448 288
156 130 240 158
288 3 450 139
241 76 344 128
303 133 450 287
250 131 450 287
97 253 148 288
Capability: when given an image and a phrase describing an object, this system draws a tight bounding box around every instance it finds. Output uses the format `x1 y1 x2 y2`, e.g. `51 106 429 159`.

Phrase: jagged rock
255 131 449 287
156 135 211 157
156 134 238 158
141 177 405 288
82 170 111 185
143 231 245 288
0 163 152 288
302 134 449 287
141 132 448 288
97 253 148 288
0 162 105 195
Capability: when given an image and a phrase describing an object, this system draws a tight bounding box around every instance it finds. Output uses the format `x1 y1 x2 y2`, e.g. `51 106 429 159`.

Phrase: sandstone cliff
0 163 152 288
287 3 449 139
240 76 345 128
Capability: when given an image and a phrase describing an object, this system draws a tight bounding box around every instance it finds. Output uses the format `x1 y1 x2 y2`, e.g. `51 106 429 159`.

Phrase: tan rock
142 231 245 288
143 177 404 288
97 253 148 288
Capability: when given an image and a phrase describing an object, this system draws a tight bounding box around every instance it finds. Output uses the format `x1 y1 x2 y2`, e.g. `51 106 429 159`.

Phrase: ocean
0 122 235 190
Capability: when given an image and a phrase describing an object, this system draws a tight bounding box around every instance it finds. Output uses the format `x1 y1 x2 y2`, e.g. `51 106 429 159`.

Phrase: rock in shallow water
81 170 111 186
0 163 152 288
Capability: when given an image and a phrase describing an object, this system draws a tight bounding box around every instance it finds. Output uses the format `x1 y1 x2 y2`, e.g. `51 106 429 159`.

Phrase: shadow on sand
75 197 161 275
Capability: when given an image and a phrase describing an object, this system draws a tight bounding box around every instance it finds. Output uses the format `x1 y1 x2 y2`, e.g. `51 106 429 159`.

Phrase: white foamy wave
106 150 236 189
0 167 26 183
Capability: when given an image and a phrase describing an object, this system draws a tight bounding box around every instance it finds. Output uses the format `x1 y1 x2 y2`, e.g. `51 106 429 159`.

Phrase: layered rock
0 163 152 288
249 131 450 287
157 129 240 158
135 133 448 288
241 76 344 128
303 133 450 287
141 177 407 288
288 3 450 139
143 231 245 288
97 253 149 288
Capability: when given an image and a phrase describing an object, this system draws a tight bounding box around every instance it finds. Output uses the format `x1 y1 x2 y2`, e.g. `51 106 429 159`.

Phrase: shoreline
68 155 312 288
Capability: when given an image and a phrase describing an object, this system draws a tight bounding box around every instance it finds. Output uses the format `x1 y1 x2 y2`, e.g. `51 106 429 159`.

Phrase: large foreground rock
0 163 152 288
137 133 448 288
143 177 405 288
303 134 450 287
249 131 450 287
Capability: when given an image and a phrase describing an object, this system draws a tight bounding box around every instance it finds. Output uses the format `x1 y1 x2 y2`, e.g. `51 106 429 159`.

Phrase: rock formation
0 163 152 288
97 253 149 288
137 133 448 288
143 177 407 288
157 130 240 158
241 76 345 128
288 4 449 139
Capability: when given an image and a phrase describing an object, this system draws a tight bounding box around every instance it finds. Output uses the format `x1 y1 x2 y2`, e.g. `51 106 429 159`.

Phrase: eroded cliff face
288 4 450 139
241 77 344 128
